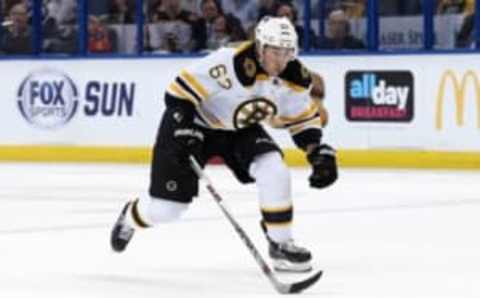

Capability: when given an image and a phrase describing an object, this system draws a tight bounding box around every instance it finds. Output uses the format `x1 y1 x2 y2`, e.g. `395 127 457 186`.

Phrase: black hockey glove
307 144 338 189
167 106 204 165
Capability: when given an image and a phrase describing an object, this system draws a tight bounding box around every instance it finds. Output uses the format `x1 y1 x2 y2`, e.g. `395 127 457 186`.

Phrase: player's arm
162 53 224 165
276 67 324 151
285 107 337 189
162 92 204 169
278 63 337 189
310 71 328 127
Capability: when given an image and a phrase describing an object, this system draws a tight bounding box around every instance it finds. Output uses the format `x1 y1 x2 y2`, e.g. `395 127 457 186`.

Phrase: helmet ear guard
254 16 299 61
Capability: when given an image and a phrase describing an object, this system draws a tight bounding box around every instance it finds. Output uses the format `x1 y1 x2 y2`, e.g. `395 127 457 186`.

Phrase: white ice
0 163 479 298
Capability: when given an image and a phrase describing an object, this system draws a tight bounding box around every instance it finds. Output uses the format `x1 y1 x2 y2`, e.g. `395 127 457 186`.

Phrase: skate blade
273 259 313 273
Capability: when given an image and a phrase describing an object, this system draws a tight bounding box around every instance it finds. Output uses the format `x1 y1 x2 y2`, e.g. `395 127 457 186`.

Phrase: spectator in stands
88 15 118 53
273 1 318 49
437 0 475 14
437 0 466 14
257 0 276 20
146 0 196 52
342 0 366 18
193 0 246 51
41 0 78 54
319 9 365 49
320 0 366 18
45 0 76 25
147 0 162 22
219 0 258 27
150 0 194 23
108 0 135 24
463 0 475 14
0 3 32 54
456 12 475 48
3 0 29 15
206 14 234 50
43 26 78 53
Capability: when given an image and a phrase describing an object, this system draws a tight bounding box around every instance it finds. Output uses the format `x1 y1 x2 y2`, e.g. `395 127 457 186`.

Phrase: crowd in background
0 0 477 55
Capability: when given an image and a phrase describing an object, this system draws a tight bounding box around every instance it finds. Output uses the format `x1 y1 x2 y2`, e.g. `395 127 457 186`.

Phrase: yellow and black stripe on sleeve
166 81 197 105
261 205 293 227
287 116 323 135
278 102 318 124
166 70 209 105
275 102 322 135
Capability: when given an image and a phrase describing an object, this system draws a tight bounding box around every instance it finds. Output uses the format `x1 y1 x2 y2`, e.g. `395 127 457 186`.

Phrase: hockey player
111 16 338 272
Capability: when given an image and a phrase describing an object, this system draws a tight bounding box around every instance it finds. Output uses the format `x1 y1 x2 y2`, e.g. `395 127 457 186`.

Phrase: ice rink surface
0 162 479 298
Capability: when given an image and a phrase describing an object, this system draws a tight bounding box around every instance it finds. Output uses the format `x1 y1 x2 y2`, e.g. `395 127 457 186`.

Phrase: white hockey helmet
255 16 298 60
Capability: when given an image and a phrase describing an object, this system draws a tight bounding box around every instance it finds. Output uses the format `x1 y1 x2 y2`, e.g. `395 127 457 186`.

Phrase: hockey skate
111 202 135 252
261 220 312 272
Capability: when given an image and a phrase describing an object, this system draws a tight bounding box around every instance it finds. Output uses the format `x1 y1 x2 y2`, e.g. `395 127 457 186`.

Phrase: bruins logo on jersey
233 98 277 129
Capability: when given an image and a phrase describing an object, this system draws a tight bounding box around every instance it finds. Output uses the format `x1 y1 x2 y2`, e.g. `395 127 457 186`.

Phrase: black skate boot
260 220 312 272
111 202 135 253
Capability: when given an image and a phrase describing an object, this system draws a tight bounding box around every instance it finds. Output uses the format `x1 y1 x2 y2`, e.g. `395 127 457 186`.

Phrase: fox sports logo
17 69 79 129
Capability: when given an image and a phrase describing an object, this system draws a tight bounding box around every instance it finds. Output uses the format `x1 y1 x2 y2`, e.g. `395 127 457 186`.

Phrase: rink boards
0 53 479 168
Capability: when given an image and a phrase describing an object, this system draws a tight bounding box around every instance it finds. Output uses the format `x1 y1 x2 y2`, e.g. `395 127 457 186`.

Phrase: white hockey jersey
166 41 323 137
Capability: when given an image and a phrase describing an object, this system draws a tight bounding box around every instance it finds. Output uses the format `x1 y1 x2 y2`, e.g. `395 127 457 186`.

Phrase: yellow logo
436 70 480 130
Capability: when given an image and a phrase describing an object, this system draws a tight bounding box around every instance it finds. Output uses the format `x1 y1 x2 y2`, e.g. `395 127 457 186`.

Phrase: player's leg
225 125 312 272
250 151 312 272
110 196 189 252
111 112 205 252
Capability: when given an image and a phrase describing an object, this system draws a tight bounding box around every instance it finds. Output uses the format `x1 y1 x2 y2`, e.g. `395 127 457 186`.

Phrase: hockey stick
189 156 322 294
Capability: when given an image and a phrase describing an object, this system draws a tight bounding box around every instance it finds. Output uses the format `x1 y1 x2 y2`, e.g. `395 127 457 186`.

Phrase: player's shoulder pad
232 41 262 87
279 59 312 90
